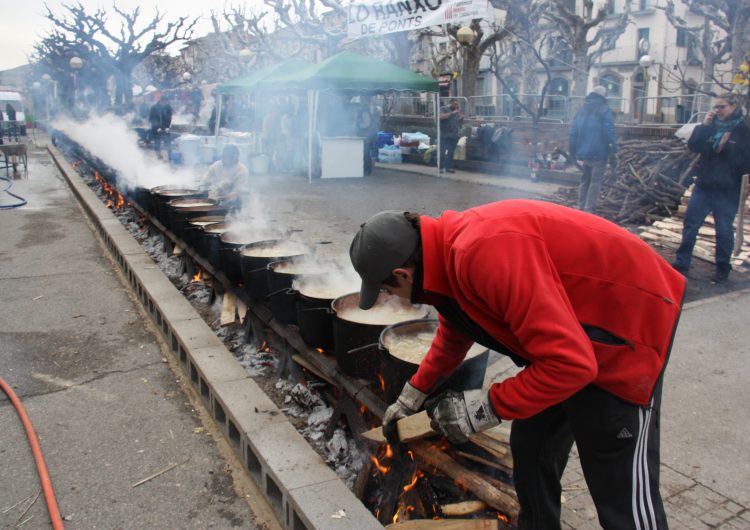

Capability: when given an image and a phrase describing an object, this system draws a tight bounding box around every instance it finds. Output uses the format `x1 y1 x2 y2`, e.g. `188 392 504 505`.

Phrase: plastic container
378 145 402 164
251 154 270 174
375 131 394 149
177 135 201 166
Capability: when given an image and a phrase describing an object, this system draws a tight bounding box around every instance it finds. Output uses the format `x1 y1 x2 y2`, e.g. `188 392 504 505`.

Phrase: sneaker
711 269 730 284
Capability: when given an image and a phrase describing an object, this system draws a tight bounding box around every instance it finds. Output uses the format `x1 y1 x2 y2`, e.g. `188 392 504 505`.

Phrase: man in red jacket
350 200 685 530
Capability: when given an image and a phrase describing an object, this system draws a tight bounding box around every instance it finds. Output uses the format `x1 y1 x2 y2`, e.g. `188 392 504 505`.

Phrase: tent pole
435 92 441 177
307 90 314 184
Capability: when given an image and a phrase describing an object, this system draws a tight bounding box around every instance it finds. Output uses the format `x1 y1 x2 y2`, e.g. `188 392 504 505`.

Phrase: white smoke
52 113 199 190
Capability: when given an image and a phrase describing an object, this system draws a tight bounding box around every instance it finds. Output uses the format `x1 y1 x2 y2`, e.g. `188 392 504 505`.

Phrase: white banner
347 0 490 39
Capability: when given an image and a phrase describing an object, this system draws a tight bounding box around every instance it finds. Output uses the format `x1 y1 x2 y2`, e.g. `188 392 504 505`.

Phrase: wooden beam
220 292 237 327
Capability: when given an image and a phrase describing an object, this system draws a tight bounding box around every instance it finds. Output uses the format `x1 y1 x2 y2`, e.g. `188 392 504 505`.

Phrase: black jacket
688 120 750 194
149 102 172 130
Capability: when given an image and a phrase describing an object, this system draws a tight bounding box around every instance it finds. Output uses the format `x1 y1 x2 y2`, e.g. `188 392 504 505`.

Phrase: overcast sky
0 0 257 71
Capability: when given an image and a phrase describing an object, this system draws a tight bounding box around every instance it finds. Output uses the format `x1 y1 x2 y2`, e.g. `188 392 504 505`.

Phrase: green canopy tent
211 58 311 139
261 51 440 182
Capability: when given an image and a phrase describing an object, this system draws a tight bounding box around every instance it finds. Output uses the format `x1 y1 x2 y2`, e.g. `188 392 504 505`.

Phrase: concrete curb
48 145 382 530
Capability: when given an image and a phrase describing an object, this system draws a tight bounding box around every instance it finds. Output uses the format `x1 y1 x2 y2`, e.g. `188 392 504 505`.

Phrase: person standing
198 144 251 210
6 104 17 140
673 93 750 283
439 98 462 173
349 200 685 530
149 96 173 160
568 86 617 212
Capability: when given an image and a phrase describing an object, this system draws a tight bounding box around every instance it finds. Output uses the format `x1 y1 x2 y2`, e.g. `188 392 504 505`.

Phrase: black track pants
510 380 667 530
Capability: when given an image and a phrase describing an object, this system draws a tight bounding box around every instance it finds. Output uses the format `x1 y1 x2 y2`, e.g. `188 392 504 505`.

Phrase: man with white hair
569 85 617 213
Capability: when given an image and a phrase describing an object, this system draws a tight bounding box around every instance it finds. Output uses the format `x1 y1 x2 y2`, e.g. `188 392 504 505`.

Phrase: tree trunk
114 73 134 108
570 47 589 116
461 47 481 115
731 0 750 116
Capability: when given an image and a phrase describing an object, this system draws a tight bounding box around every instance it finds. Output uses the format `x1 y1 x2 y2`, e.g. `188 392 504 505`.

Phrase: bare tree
663 0 750 112
538 0 630 106
41 2 197 107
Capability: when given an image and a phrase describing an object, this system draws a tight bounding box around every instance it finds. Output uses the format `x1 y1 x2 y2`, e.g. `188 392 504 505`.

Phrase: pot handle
266 287 293 299
299 306 334 315
346 342 379 356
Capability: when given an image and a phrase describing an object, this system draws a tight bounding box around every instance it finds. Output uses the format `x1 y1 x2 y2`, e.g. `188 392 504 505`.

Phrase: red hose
0 377 65 530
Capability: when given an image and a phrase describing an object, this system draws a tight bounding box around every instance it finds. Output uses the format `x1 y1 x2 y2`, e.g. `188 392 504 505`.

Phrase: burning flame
116 192 124 209
385 444 393 459
104 199 113 208
497 514 510 522
192 270 203 282
315 348 325 354
377 373 385 392
403 469 422 493
370 455 390 475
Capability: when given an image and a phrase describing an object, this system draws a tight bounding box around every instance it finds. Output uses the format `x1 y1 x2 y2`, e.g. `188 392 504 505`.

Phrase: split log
456 450 512 475
411 440 520 524
360 411 436 444
440 500 489 516
220 292 237 327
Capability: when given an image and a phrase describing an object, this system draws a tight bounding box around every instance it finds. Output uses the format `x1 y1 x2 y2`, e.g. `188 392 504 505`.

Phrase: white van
0 90 26 136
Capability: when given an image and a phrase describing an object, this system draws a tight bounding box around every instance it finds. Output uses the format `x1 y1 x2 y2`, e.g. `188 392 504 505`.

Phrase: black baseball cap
349 211 419 310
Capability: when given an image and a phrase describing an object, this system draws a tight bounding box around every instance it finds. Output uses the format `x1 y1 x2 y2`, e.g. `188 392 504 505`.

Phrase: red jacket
410 200 685 420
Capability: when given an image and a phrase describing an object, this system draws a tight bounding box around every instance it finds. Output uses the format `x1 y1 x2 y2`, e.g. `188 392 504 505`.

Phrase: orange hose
0 377 65 530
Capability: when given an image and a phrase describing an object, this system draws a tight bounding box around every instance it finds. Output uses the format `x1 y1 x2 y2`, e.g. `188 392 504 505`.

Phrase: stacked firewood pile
552 138 700 225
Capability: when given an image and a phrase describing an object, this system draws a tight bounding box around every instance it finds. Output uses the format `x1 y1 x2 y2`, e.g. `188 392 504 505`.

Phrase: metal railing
382 92 713 126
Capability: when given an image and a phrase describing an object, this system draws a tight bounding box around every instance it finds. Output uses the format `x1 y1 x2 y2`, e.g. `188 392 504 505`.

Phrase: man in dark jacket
149 96 173 160
350 201 685 529
439 98 462 173
568 86 617 212
673 93 750 283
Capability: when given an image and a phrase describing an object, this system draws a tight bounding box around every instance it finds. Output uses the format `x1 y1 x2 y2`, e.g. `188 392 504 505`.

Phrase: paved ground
2 133 749 528
0 137 280 529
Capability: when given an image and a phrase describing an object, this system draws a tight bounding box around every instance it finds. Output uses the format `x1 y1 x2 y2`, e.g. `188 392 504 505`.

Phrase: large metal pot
379 319 489 403
167 198 228 240
266 258 327 325
198 222 231 270
184 216 225 250
239 240 308 302
331 292 429 380
218 230 276 286
150 186 207 230
293 278 344 352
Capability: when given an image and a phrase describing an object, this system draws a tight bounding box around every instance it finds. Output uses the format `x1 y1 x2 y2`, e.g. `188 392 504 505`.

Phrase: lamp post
638 54 654 123
70 56 83 110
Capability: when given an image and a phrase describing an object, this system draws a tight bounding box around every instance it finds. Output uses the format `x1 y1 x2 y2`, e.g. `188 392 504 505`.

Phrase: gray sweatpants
578 158 607 212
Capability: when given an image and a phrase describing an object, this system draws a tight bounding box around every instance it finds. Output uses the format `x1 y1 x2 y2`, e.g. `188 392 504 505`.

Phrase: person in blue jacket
568 86 617 212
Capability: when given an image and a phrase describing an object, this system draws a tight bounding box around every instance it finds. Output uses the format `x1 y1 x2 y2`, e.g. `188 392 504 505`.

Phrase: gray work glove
383 382 427 434
425 389 500 445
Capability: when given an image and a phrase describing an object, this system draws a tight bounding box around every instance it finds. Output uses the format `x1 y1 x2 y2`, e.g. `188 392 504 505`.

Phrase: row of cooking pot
127 185 489 395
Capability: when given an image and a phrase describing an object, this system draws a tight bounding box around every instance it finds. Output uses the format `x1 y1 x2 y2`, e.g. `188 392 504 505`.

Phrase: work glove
425 389 500 445
382 381 427 447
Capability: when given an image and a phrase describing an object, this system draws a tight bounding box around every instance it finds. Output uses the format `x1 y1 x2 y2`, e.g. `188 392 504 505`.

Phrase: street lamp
638 54 654 123
70 56 83 109
456 25 475 47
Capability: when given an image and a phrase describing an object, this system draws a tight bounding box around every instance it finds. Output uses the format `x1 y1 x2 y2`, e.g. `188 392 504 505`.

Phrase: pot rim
331 291 429 326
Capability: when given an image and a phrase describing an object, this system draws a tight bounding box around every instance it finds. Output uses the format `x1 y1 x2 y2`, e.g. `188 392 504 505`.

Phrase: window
676 28 687 48
636 0 653 11
598 72 623 99
548 36 573 68
636 28 649 58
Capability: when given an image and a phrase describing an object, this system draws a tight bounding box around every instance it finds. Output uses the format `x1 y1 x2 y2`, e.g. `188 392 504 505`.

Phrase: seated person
199 145 251 207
